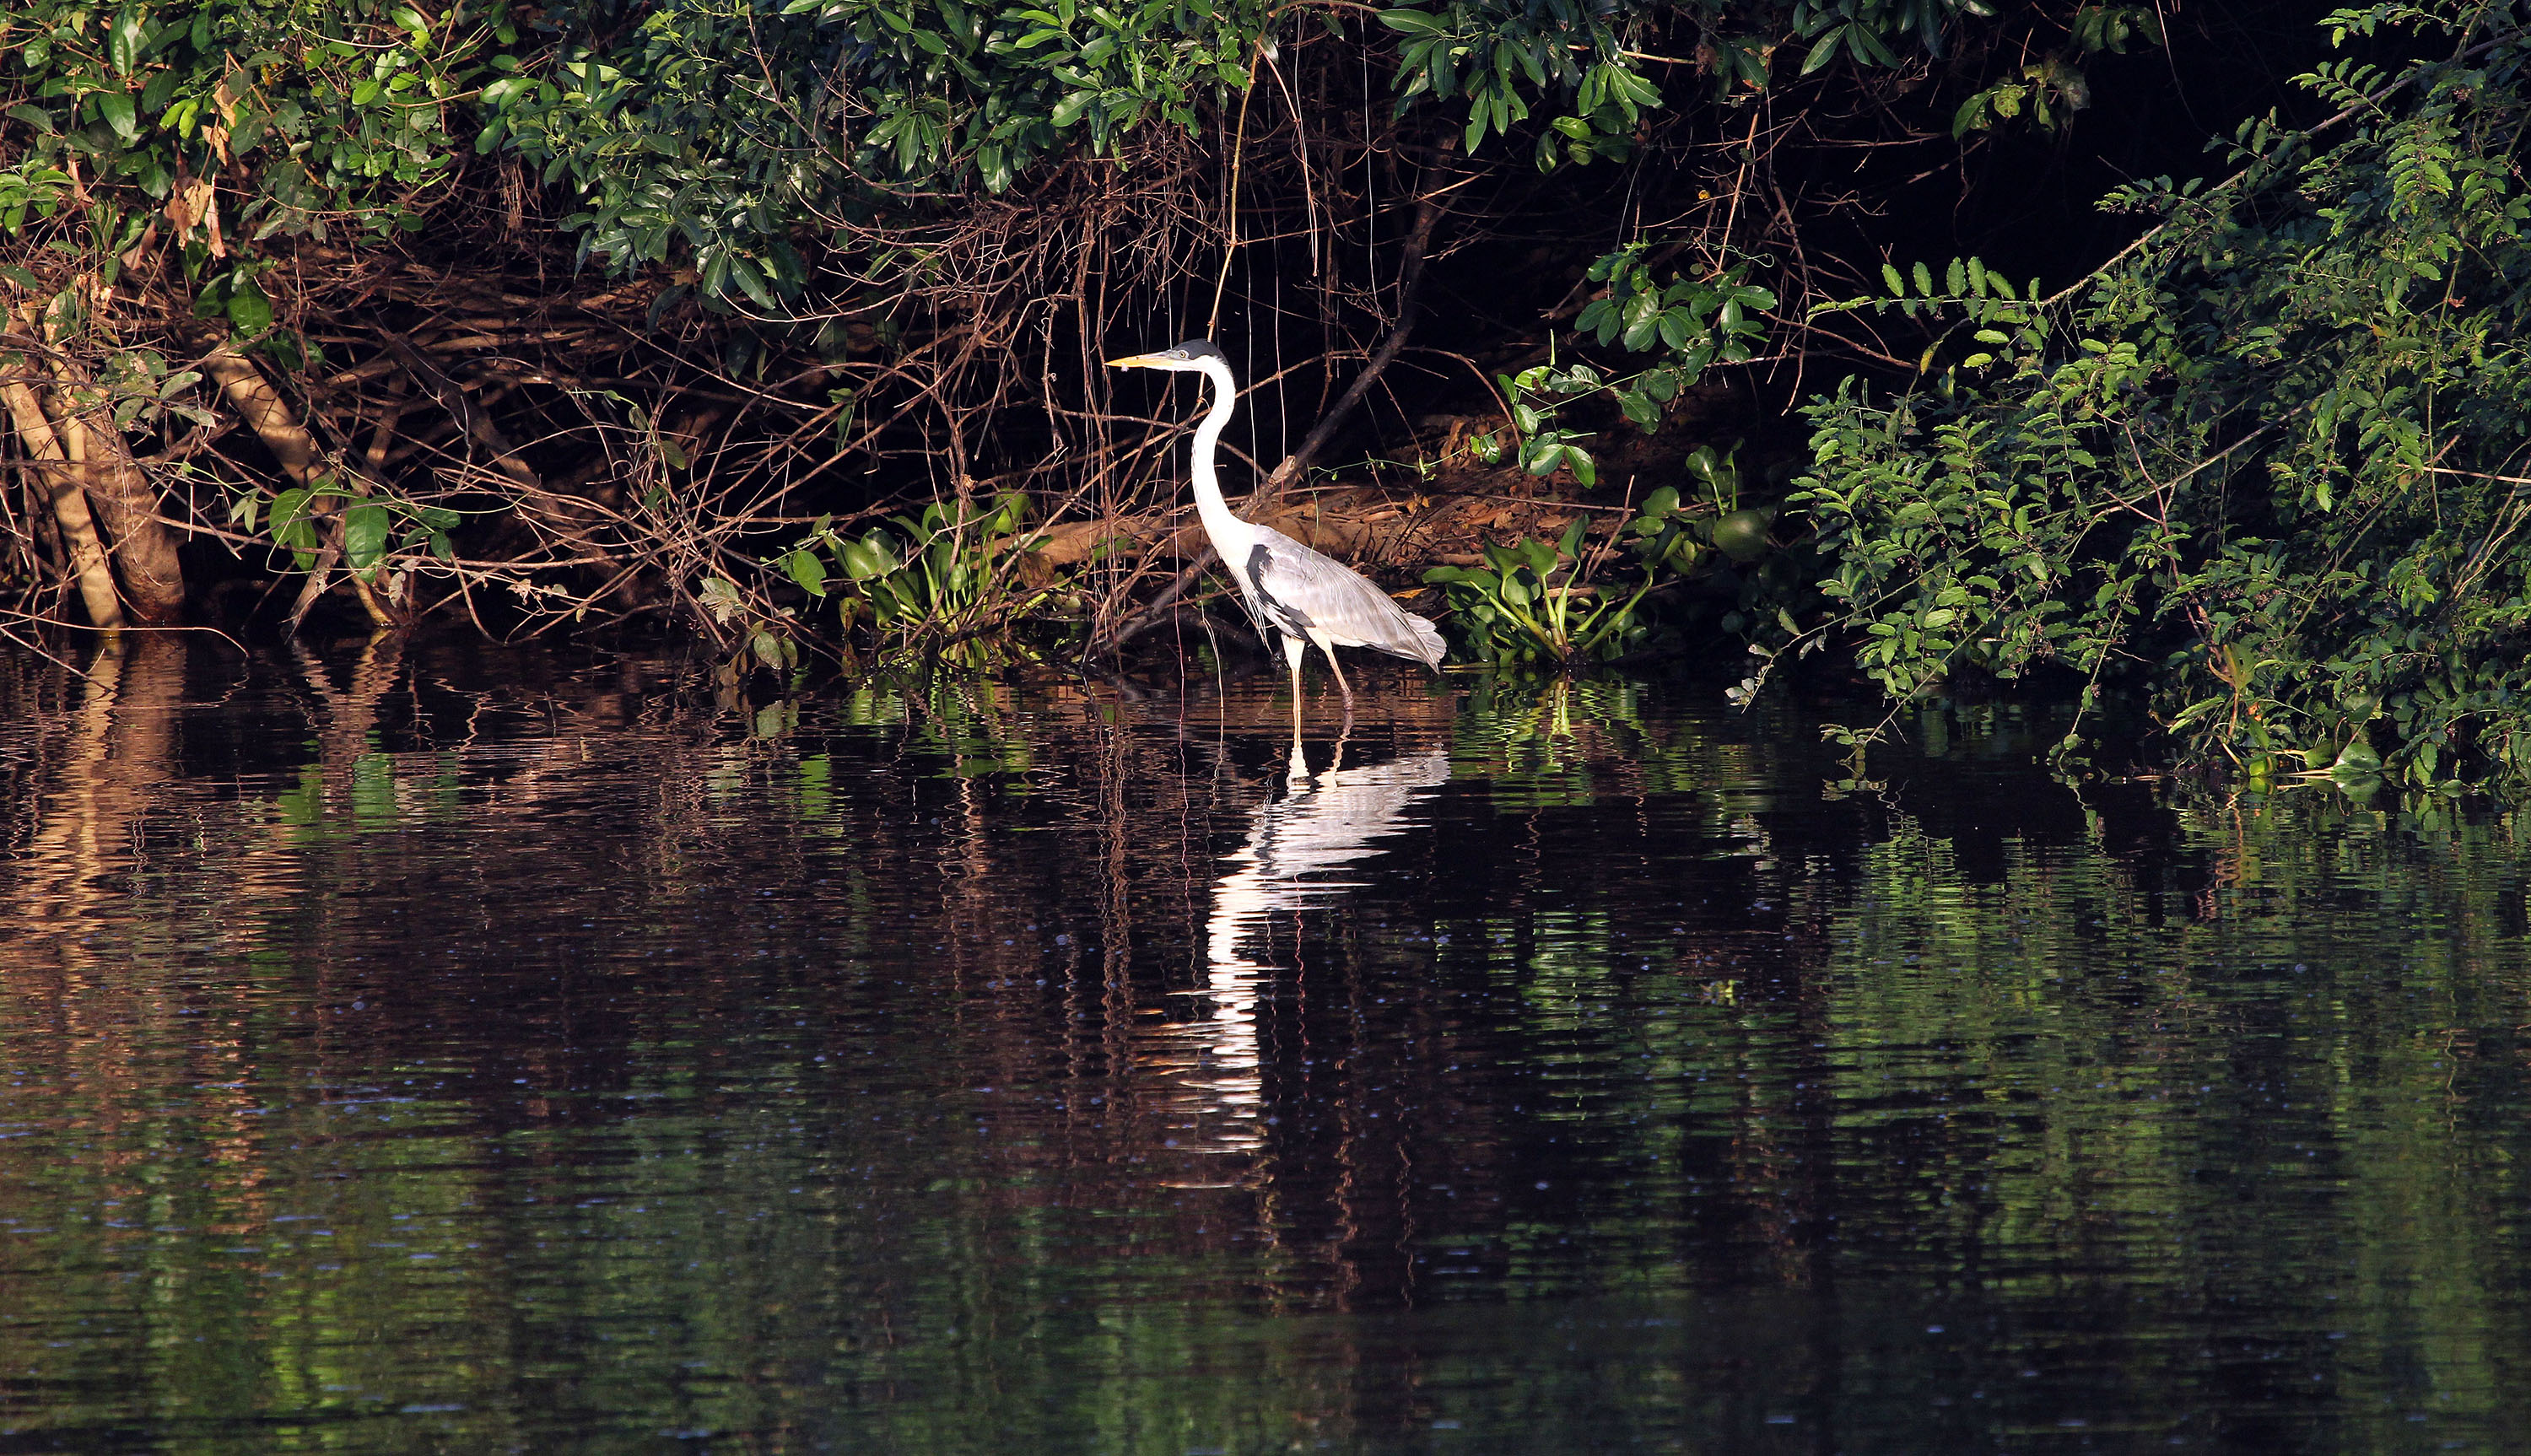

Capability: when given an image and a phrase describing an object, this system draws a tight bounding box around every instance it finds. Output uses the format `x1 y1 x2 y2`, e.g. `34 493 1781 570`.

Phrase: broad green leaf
227 279 273 335
268 487 317 550
1799 29 1844 76
725 256 777 310
343 501 390 569
97 94 139 143
109 10 146 76
785 548 828 596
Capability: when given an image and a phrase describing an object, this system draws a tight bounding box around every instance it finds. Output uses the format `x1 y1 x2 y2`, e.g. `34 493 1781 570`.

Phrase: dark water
5 635 2530 1453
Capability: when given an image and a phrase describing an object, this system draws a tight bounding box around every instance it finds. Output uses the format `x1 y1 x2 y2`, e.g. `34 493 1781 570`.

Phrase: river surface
3 634 2529 1453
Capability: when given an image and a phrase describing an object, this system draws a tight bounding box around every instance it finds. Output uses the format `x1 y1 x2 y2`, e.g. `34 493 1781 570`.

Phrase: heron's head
1104 339 1228 373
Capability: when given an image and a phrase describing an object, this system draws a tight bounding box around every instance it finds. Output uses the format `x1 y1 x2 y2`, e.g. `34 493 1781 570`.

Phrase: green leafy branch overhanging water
0 0 492 331
1737 0 2531 790
0 0 2145 317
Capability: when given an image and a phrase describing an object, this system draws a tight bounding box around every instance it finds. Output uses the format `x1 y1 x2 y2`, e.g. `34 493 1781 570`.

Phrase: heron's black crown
1166 339 1227 362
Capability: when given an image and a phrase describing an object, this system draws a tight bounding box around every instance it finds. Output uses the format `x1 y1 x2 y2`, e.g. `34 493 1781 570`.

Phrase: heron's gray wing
1244 526 1446 667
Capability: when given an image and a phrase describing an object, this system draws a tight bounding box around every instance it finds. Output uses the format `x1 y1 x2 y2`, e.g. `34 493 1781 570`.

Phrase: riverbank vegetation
1 0 2523 788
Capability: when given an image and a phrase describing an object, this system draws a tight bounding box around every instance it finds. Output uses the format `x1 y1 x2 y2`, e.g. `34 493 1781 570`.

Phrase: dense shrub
1766 0 2531 790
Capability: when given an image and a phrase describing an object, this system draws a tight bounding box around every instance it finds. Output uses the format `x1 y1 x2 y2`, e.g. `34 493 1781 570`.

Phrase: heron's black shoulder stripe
1247 542 1314 632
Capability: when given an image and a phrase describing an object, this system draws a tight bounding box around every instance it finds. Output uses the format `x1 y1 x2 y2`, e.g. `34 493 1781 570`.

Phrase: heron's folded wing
1251 527 1446 667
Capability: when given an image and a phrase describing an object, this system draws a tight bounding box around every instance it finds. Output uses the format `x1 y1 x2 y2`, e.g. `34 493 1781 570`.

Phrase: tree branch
1259 186 1447 504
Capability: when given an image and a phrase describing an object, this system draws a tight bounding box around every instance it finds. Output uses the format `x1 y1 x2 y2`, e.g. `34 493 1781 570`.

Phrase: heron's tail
1395 608 1446 670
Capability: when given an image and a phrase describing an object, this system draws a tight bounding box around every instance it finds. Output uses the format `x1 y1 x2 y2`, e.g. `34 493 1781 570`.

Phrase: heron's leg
1282 632 1308 731
1315 636 1356 726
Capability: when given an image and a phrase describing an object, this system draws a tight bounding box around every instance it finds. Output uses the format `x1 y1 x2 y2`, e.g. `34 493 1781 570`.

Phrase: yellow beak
1104 352 1168 369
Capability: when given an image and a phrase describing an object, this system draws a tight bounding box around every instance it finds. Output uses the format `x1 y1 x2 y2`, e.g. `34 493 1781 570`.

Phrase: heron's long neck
1189 356 1244 545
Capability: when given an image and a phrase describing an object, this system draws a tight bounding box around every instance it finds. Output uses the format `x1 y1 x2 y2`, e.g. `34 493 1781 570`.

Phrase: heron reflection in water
1146 734 1452 1165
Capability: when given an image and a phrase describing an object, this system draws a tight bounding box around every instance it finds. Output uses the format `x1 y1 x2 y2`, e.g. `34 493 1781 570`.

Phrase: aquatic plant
1426 444 1783 665
785 493 1064 666
1424 515 1657 665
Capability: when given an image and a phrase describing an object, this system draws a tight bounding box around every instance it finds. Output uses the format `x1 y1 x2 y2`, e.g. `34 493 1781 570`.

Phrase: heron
1105 339 1446 716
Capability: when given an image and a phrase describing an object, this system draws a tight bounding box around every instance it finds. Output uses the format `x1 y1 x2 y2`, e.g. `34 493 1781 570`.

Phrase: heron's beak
1104 352 1170 369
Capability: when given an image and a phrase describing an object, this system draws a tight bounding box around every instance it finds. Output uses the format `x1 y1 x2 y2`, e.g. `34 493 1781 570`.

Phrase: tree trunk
47 393 186 623
0 375 124 629
18 320 188 623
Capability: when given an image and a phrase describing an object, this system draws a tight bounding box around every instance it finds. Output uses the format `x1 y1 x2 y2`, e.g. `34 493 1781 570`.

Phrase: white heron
1106 339 1446 713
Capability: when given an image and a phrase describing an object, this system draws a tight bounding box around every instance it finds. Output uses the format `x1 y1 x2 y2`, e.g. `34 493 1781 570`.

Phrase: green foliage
1377 1 1659 164
504 0 1716 298
0 158 75 234
1473 248 1777 488
1665 440 1778 559
1573 250 1774 374
1479 262 1775 482
1949 3 2159 137
796 492 1057 663
1 310 219 461
494 0 1277 299
0 0 491 245
1767 0 2531 788
229 478 461 571
1479 359 1605 483
1437 427 1800 666
1380 0 2042 165
485 0 2103 309
1426 511 1672 663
